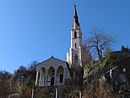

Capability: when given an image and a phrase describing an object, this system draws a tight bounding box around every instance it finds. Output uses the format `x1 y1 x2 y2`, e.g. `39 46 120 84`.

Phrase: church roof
36 56 67 66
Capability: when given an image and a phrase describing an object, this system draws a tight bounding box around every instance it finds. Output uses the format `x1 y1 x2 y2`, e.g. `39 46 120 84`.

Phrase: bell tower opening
74 31 77 38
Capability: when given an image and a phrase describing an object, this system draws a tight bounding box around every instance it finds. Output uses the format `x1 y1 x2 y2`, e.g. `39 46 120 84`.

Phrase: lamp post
79 90 82 98
55 87 57 98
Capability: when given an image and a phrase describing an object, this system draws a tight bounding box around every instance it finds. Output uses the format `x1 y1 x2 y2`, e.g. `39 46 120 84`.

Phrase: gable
37 57 67 70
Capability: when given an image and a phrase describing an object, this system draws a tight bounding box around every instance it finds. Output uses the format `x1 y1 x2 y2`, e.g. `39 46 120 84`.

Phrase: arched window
74 31 77 38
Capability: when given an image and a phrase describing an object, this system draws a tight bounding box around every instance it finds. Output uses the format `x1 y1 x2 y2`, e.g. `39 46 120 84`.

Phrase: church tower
67 5 82 67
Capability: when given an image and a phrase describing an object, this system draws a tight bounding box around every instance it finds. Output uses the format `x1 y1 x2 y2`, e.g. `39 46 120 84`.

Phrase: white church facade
35 57 71 86
35 5 83 87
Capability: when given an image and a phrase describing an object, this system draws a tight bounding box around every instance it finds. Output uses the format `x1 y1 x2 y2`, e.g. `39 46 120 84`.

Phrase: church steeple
74 5 80 26
73 5 80 29
66 5 82 67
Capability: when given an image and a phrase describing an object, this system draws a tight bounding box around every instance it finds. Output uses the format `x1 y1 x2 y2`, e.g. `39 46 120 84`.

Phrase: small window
60 74 63 83
75 43 77 49
74 31 77 38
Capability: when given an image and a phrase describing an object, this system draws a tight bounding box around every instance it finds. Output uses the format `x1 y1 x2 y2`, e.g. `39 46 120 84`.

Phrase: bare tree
85 29 114 63
82 44 92 66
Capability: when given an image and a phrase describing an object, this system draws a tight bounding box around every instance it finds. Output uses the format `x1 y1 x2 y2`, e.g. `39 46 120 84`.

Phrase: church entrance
51 77 55 86
48 67 55 86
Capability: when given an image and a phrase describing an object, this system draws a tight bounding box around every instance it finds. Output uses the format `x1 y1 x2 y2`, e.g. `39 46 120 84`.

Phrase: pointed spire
73 5 80 27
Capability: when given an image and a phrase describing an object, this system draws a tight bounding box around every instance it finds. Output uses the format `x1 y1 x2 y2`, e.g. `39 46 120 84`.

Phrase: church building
35 5 83 87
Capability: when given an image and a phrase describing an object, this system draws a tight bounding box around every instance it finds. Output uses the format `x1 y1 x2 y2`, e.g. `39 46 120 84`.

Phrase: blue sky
0 0 130 73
